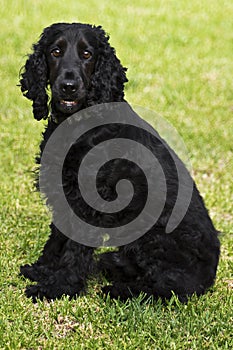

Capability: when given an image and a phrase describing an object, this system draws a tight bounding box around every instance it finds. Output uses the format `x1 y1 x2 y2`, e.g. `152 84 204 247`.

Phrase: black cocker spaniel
19 23 220 303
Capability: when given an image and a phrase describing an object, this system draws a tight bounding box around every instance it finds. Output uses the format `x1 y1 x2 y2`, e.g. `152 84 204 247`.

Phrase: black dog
20 23 220 302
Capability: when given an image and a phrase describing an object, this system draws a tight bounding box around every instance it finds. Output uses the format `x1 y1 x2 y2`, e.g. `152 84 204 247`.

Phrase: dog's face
20 23 127 121
46 28 99 115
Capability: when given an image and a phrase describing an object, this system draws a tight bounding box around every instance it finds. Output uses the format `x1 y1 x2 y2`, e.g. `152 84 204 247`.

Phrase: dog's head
20 23 128 121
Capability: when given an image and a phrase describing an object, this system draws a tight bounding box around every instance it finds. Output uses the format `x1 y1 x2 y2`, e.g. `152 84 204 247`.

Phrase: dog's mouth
57 99 82 114
52 94 85 115
60 99 79 108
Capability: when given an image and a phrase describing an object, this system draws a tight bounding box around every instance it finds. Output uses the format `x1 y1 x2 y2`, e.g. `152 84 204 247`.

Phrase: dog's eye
51 48 62 57
82 50 92 59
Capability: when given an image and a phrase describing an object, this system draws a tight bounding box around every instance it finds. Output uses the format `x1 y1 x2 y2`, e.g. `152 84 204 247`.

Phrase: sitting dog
20 23 220 302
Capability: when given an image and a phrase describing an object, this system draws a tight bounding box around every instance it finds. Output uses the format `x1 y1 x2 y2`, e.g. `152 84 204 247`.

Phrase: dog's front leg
21 223 95 302
20 223 67 282
24 238 94 302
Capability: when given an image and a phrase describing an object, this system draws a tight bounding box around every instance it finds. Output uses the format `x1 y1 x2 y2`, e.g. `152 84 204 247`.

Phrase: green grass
0 0 232 349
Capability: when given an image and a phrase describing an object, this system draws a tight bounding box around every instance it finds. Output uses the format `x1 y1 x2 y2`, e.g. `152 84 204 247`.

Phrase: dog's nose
61 80 78 94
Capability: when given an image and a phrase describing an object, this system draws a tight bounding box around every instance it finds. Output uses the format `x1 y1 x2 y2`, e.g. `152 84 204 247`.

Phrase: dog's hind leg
99 250 143 282
99 250 150 300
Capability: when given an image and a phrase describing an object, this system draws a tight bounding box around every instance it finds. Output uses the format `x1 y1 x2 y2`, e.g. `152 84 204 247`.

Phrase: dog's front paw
20 264 39 281
24 279 83 302
25 284 47 303
20 263 52 282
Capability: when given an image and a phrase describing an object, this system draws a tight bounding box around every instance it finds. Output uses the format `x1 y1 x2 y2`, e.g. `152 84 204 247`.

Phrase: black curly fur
19 23 220 303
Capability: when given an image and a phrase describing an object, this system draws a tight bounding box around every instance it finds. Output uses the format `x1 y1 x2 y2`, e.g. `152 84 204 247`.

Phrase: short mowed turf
0 1 232 349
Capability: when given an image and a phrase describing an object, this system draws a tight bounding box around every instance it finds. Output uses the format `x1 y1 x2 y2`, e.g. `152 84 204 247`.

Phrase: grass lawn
0 0 232 349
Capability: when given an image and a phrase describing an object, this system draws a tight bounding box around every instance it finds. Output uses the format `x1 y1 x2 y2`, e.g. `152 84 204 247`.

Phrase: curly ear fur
87 26 128 105
20 38 49 120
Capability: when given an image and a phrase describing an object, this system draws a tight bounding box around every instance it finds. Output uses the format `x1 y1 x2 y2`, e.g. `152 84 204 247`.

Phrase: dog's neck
50 112 67 125
50 107 86 125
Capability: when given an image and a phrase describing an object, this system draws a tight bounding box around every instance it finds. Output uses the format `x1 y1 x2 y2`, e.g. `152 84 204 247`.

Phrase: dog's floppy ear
20 33 49 120
87 26 128 105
